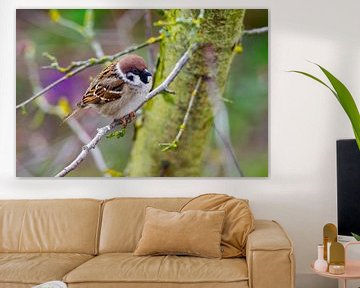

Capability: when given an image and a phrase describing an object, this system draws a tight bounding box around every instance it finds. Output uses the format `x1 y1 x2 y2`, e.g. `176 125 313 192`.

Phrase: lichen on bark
127 9 245 176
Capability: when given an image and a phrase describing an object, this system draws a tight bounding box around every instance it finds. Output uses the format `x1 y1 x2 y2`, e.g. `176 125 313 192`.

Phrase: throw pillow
134 207 225 258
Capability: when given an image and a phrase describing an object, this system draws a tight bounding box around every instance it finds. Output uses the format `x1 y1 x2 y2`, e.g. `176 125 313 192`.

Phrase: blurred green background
16 9 268 177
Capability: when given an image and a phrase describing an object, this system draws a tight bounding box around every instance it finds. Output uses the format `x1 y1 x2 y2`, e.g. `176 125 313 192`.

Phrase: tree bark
127 9 245 176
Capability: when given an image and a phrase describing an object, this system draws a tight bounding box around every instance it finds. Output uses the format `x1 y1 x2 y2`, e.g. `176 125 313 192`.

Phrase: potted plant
291 64 360 241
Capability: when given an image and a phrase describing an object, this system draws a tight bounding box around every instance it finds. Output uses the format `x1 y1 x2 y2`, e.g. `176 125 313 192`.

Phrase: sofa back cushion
181 194 254 258
0 199 102 254
99 198 189 253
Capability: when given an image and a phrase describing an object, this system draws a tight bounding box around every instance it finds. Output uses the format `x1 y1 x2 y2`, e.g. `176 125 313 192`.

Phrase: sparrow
64 54 152 125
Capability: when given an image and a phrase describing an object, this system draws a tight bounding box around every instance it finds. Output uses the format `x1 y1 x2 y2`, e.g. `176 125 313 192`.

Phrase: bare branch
55 122 116 177
233 26 268 54
243 26 268 35
203 47 243 177
44 35 162 74
50 9 104 58
54 14 84 35
137 43 198 110
90 39 104 58
83 10 105 58
66 118 110 176
214 124 244 177
159 77 202 152
55 43 198 177
17 72 72 109
16 35 163 110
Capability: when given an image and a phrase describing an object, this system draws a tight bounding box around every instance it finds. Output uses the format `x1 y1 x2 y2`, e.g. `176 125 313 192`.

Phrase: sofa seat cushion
64 253 248 285
67 283 249 288
0 253 93 285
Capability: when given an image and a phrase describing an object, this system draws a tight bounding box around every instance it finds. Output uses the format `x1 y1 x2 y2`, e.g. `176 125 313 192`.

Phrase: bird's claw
116 112 136 127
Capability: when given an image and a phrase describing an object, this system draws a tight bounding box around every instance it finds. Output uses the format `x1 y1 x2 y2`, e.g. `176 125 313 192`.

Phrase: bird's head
117 54 152 87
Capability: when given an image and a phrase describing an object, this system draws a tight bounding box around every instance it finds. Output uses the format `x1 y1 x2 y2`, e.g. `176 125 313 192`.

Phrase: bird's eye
127 74 134 81
133 69 140 74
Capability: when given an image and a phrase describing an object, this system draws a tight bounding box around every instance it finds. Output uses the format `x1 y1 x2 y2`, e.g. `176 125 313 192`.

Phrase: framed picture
16 9 268 177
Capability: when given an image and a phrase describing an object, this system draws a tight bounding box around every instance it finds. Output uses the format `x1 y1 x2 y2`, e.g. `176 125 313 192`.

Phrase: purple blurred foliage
40 69 86 106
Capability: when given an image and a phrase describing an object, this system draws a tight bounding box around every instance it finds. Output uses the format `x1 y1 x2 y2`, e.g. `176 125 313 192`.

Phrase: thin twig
90 39 104 58
233 26 268 53
134 43 198 111
174 77 202 143
214 124 244 177
23 43 110 177
83 10 105 58
52 9 104 58
243 26 268 35
159 77 202 151
16 36 163 110
55 122 117 177
55 43 198 177
44 35 163 74
57 17 84 35
203 42 243 177
66 118 110 176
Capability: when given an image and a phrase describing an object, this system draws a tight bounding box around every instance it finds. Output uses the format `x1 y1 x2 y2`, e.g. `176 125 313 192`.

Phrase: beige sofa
0 198 295 288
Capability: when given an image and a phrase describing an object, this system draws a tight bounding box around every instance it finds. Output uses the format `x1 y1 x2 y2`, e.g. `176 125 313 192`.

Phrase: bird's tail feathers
61 107 82 125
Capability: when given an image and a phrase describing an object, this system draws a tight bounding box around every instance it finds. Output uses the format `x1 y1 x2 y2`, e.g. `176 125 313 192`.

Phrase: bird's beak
141 69 152 84
143 69 152 77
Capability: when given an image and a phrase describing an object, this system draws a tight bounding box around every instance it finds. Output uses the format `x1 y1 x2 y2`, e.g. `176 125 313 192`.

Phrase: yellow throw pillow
134 207 225 258
181 194 255 258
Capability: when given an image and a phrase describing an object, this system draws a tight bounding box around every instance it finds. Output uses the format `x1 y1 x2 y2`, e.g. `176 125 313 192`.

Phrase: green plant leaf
106 128 126 139
289 70 337 97
315 64 360 150
290 64 360 150
161 90 175 104
351 232 360 241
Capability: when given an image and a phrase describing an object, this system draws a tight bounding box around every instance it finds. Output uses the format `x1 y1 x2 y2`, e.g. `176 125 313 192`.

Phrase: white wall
1 0 360 287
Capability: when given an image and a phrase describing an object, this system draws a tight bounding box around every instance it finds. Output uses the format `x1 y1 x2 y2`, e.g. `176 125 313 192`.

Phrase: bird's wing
78 62 125 108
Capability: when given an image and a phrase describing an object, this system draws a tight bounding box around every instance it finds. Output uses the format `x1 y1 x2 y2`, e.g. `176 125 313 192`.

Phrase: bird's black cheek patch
127 75 134 82
140 74 149 84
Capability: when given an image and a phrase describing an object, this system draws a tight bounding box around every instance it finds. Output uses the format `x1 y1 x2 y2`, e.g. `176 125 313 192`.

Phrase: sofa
0 198 295 288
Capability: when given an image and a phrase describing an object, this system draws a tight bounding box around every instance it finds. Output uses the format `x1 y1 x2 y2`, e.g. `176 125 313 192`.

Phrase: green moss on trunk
127 9 245 176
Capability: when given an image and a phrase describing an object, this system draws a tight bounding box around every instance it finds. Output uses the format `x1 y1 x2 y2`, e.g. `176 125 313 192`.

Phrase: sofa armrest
246 220 295 288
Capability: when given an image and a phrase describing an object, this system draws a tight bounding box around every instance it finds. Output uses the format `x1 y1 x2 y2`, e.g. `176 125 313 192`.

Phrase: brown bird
64 54 152 125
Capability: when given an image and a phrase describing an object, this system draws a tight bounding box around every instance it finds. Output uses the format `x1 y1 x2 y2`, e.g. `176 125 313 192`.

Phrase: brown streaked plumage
63 54 152 123
79 62 125 107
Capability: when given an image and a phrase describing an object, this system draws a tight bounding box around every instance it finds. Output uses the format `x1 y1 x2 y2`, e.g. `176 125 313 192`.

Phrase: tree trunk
127 9 245 176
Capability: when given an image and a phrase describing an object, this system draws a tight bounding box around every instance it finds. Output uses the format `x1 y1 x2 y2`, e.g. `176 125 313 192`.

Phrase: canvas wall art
16 9 268 177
